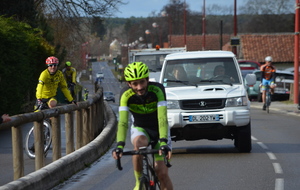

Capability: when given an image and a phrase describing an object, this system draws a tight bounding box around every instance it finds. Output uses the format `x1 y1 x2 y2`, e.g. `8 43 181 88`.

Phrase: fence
0 86 117 190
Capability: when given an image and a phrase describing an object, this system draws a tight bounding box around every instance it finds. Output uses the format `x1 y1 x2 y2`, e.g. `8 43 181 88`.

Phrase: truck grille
181 99 225 110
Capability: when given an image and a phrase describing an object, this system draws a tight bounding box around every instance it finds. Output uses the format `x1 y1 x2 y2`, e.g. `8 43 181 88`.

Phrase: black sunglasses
48 64 58 67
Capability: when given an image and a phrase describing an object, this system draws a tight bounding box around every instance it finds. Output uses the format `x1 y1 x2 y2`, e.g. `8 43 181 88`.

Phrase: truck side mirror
245 74 256 86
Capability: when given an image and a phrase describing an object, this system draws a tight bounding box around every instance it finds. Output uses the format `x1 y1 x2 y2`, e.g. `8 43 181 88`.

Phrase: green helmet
124 62 149 81
66 61 71 66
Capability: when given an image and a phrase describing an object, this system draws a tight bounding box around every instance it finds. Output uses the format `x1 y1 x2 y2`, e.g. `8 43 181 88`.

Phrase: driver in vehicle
172 65 188 81
212 65 235 82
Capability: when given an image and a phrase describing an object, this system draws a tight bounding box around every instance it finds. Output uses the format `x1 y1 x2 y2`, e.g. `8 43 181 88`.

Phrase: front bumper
167 107 251 129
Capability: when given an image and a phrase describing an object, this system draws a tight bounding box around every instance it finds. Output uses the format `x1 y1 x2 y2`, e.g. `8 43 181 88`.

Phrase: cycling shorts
130 126 172 161
34 98 56 112
261 78 274 91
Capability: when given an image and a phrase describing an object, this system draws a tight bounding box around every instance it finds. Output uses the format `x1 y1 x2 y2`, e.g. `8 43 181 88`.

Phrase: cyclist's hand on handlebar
112 147 123 159
159 144 172 159
70 100 77 105
37 99 43 107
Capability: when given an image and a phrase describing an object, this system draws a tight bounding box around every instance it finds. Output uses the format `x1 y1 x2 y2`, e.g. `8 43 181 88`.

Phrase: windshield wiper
199 79 232 86
166 79 198 87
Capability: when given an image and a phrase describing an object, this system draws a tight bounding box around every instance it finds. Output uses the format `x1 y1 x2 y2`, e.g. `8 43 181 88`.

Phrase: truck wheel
234 122 252 153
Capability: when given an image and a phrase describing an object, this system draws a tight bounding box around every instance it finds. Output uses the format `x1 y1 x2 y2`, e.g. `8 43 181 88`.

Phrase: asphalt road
52 105 300 190
52 62 300 190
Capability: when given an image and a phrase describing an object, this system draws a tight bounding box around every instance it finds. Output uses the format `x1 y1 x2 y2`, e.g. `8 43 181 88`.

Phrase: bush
0 16 54 115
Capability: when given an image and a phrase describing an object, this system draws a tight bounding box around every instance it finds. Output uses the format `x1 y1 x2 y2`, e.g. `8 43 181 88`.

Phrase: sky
113 0 247 18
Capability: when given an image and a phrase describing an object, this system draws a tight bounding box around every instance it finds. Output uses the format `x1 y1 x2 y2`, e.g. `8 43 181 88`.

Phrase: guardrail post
52 116 61 161
82 108 90 145
65 112 74 154
90 105 95 139
76 109 83 149
34 121 44 170
11 125 24 179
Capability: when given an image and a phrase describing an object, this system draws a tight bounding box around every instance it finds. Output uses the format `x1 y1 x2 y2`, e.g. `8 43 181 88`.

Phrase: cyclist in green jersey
112 62 173 190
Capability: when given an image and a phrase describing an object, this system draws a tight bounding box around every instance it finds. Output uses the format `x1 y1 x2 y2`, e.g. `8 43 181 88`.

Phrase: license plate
189 115 220 122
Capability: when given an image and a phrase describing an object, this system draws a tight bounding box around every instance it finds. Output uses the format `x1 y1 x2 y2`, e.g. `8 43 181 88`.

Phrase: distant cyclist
36 56 76 109
112 62 173 190
260 56 276 110
62 61 77 98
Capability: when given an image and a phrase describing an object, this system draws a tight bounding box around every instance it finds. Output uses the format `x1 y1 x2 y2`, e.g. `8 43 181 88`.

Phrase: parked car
284 67 300 73
238 60 261 79
104 91 115 103
245 70 293 101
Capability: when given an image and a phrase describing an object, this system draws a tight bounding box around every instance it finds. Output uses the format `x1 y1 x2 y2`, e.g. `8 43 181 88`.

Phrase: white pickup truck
159 51 256 152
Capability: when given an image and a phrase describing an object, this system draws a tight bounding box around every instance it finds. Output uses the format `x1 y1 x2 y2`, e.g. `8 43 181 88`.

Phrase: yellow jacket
62 67 76 83
36 69 73 102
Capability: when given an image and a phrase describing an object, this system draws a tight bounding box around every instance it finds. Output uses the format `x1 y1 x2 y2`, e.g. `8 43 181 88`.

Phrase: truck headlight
226 96 248 107
167 100 180 109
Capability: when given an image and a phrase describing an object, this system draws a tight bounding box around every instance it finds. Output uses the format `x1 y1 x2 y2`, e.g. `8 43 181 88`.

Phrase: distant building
171 33 295 64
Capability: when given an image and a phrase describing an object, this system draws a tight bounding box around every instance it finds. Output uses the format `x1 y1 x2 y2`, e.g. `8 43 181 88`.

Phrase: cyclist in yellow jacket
62 61 77 98
36 56 76 108
62 61 77 84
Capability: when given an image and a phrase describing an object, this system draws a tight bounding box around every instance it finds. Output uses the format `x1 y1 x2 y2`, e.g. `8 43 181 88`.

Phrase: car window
239 61 260 69
104 92 113 96
275 73 293 80
254 72 261 81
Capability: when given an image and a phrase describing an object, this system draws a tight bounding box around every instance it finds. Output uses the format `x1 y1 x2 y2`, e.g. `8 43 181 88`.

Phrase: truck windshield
162 57 241 87
135 54 166 72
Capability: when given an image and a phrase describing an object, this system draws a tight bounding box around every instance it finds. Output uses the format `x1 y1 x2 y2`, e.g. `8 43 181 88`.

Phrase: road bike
265 84 272 113
67 82 76 100
25 100 52 159
116 144 171 190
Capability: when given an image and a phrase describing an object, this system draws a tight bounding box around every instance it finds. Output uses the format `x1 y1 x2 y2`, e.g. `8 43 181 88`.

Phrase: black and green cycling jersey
117 81 169 144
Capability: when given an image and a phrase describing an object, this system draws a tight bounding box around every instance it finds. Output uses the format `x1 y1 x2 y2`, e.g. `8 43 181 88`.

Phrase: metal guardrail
0 86 105 181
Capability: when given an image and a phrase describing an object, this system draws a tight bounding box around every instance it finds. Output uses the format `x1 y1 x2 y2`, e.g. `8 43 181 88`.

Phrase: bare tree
240 0 294 15
34 0 126 67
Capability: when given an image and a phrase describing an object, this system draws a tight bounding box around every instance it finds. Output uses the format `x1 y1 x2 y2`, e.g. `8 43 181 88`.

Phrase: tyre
25 120 52 159
139 177 149 190
257 93 262 102
234 122 252 153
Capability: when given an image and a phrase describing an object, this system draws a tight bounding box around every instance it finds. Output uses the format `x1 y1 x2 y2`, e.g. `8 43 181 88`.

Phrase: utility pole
294 0 300 104
202 0 206 50
232 0 237 55
184 0 187 47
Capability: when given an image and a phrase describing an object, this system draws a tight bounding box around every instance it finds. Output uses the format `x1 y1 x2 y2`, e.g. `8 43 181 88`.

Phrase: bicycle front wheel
139 177 150 190
25 120 52 159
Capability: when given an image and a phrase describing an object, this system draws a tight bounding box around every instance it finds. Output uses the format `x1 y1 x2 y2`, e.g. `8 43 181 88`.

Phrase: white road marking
266 151 277 160
275 178 284 190
253 136 284 190
257 141 268 150
273 163 283 174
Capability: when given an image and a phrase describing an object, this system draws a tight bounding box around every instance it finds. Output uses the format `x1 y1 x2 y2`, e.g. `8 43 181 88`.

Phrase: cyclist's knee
48 99 57 108
132 135 148 149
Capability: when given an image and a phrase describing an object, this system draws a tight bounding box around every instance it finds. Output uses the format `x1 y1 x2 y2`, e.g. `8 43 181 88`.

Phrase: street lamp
161 11 172 47
145 29 152 48
152 22 162 48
